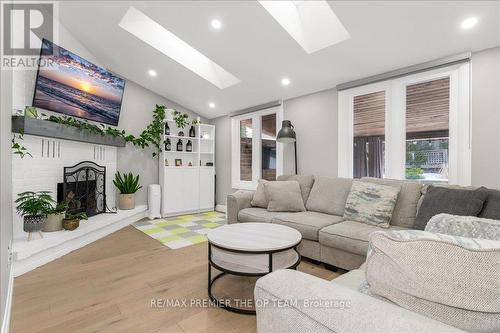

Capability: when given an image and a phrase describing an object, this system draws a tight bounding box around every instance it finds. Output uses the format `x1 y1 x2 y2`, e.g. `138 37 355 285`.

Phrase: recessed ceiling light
208 102 216 108
461 17 478 30
119 7 240 89
281 78 290 86
148 69 157 77
258 1 350 54
211 19 222 30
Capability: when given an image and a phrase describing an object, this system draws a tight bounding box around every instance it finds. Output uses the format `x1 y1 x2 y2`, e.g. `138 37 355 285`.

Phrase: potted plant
43 202 68 232
172 110 190 129
62 212 88 231
113 172 142 210
15 191 55 239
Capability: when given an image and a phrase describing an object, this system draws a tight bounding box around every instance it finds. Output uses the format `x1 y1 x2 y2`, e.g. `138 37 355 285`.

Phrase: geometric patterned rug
133 211 226 249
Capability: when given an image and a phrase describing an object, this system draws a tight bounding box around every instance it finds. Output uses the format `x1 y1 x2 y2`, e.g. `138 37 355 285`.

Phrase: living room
0 1 499 332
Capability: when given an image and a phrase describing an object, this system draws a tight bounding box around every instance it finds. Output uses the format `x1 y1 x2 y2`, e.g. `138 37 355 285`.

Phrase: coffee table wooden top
207 223 302 252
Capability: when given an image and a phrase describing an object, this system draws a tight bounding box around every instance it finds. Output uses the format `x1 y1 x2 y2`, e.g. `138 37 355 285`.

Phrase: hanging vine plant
12 104 169 158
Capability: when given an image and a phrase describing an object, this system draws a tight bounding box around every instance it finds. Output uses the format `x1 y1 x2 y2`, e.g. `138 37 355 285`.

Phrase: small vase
23 215 45 232
119 193 135 210
189 126 195 137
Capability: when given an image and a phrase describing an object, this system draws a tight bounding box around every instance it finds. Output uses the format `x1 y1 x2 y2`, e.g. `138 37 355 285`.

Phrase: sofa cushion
479 188 500 220
277 175 315 204
264 181 306 212
238 208 288 223
305 177 353 216
344 180 400 228
415 186 488 230
251 179 269 208
366 230 500 333
271 211 343 241
319 221 407 256
362 177 423 228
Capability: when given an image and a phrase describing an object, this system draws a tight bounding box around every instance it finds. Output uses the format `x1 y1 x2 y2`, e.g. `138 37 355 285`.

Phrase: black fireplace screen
59 161 106 217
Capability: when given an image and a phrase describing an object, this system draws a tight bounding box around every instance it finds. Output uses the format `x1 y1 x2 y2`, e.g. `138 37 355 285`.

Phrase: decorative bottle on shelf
176 139 183 151
189 125 195 138
164 138 171 151
186 140 192 152
164 122 170 135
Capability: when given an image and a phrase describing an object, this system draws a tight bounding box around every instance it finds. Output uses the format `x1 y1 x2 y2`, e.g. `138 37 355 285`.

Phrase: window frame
231 105 284 190
338 62 471 185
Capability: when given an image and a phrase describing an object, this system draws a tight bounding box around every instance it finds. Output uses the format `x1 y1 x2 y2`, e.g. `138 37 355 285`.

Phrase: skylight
258 1 350 54
119 7 240 89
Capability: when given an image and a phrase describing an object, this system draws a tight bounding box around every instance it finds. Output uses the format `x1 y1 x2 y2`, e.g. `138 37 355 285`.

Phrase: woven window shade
353 78 450 138
353 91 385 137
406 77 450 134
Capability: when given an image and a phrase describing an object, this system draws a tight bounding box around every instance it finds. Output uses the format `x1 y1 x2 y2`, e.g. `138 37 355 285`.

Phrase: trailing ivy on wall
11 129 32 159
12 104 173 158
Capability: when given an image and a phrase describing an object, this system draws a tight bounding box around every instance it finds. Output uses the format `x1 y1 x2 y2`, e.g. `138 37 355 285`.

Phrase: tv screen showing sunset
33 39 125 126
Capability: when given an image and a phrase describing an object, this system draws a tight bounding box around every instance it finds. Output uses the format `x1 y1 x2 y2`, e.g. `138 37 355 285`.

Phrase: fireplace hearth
57 161 107 217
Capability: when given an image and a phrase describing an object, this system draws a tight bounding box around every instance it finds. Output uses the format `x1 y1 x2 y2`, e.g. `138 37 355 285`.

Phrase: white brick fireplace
11 133 148 277
12 134 117 240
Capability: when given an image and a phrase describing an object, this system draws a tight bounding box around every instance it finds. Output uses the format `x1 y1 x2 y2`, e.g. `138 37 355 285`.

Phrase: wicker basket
62 218 79 231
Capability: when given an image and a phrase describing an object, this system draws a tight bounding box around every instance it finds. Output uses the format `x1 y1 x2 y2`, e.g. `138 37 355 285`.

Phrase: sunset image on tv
33 39 125 126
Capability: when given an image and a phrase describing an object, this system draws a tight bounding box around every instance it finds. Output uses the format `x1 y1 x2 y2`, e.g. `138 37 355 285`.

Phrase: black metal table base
207 242 301 315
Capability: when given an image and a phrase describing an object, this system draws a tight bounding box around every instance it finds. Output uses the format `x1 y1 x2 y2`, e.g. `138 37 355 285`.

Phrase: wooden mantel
12 116 126 147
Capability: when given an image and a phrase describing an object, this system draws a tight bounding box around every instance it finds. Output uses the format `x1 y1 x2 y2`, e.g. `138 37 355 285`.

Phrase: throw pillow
263 181 306 212
343 180 400 228
425 213 500 240
251 179 269 208
414 186 488 230
277 175 315 204
478 188 500 220
365 230 500 333
305 177 353 216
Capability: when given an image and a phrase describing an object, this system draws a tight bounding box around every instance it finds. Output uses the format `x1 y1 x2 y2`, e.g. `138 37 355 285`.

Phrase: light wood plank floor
10 225 341 333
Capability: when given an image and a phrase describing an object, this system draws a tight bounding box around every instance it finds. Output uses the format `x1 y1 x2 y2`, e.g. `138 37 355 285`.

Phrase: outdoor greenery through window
405 78 450 182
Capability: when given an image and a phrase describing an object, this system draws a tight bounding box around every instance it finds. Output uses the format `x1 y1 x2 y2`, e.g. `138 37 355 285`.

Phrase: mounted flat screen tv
33 39 125 126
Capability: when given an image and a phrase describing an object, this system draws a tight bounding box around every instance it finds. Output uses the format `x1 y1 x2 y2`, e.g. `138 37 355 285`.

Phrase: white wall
213 47 500 205
1 60 13 330
117 81 207 205
213 88 338 205
471 46 500 188
11 21 205 207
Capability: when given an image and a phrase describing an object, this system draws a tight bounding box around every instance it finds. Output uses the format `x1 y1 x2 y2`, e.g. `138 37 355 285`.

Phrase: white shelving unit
159 120 215 217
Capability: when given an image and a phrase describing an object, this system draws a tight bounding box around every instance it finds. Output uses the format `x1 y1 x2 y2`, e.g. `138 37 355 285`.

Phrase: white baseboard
1 263 13 333
215 205 227 213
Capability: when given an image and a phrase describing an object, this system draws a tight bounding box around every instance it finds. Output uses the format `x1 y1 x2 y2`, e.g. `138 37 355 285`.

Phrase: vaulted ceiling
59 1 500 119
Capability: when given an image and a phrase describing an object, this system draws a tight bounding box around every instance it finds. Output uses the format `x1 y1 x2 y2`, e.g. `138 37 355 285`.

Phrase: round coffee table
207 222 302 314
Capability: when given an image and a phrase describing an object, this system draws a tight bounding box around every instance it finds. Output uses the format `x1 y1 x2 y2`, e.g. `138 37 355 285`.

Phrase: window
405 78 449 182
339 63 471 185
353 90 386 178
232 106 283 189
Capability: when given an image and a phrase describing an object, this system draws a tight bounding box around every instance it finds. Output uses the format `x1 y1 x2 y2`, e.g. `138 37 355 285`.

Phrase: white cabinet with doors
159 121 215 216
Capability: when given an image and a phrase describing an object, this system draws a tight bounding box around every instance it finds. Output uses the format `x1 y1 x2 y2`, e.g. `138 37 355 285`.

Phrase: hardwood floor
10 225 341 333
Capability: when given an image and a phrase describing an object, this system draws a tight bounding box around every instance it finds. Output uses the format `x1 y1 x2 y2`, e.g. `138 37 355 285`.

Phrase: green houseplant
15 191 55 238
62 212 88 231
172 110 190 129
43 202 68 232
113 172 142 210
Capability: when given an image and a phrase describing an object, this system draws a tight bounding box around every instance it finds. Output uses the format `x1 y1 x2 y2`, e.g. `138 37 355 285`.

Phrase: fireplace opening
57 161 106 217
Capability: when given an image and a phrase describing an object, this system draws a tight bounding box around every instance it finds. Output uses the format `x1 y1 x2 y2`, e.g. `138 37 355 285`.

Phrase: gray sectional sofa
227 175 425 270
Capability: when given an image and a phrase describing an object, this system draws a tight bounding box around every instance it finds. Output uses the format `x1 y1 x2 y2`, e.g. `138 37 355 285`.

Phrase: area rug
133 211 226 249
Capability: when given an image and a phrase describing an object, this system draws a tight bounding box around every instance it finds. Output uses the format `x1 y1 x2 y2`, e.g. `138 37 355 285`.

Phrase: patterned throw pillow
425 213 500 240
344 180 400 228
